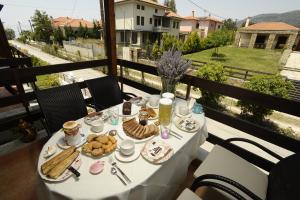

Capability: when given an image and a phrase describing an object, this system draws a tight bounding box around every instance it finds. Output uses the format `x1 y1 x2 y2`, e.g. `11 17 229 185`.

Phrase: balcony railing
0 58 300 172
153 26 170 32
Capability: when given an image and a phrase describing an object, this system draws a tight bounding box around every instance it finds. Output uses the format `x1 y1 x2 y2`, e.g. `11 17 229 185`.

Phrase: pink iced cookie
89 161 105 175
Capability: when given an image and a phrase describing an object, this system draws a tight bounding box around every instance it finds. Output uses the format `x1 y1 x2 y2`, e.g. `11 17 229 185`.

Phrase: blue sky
1 0 299 33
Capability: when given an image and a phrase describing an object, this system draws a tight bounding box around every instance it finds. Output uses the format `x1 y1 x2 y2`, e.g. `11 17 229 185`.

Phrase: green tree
5 28 15 40
152 40 161 59
76 22 87 38
223 18 237 31
196 62 227 107
204 29 233 54
64 26 75 39
161 33 182 52
238 75 293 121
53 28 65 45
164 0 177 13
18 30 33 43
31 10 53 43
183 32 202 54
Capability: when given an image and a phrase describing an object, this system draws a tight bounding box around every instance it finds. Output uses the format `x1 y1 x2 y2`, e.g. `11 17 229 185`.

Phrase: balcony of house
1 1 300 200
153 15 171 32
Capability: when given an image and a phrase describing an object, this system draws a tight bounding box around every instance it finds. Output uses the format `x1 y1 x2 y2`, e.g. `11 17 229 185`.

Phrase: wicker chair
35 83 88 135
85 76 136 111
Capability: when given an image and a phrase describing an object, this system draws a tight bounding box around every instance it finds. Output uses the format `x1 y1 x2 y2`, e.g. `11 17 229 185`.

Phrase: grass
184 46 282 74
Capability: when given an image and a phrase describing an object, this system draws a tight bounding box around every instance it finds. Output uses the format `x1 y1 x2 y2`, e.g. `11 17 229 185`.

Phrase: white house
180 11 223 40
114 0 182 48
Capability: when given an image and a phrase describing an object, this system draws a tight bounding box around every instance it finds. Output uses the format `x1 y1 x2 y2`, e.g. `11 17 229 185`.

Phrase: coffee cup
90 119 104 133
178 105 190 116
149 96 159 107
63 121 81 146
119 139 135 156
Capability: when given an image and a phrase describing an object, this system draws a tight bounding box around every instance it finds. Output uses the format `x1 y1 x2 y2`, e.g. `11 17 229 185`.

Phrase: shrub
161 33 182 52
195 62 227 107
182 32 202 54
152 40 161 59
238 75 293 121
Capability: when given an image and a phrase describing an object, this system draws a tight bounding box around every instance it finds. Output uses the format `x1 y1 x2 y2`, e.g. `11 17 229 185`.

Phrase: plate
57 134 86 149
117 103 139 117
140 108 159 120
146 102 159 109
141 139 174 164
175 118 200 133
115 149 140 163
38 155 82 182
117 124 155 143
175 111 192 118
84 112 110 125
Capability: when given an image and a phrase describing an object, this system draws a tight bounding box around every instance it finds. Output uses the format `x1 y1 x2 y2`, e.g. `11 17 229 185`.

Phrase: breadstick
41 146 75 175
48 150 80 179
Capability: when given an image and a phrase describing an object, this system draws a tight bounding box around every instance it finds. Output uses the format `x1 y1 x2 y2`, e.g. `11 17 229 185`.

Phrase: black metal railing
0 58 300 172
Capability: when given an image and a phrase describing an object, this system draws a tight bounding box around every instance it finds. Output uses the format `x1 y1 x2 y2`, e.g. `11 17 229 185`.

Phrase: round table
37 98 208 200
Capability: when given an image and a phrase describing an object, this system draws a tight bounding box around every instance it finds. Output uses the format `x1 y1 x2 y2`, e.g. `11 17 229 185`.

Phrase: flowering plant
156 47 191 80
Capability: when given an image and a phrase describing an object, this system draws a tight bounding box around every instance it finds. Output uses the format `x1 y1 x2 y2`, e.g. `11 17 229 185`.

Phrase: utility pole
28 20 33 32
18 21 22 33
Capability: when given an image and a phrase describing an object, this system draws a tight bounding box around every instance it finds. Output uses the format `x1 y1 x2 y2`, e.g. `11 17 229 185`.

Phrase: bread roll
48 150 80 179
41 146 76 175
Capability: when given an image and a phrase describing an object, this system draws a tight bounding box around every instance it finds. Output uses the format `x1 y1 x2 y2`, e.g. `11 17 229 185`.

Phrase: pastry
47 150 80 179
81 134 117 157
41 146 75 175
91 141 102 149
82 143 93 153
91 148 104 157
97 136 109 144
87 134 98 142
123 102 132 115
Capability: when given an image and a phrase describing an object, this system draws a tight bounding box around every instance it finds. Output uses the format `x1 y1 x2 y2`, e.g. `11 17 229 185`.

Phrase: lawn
184 46 282 74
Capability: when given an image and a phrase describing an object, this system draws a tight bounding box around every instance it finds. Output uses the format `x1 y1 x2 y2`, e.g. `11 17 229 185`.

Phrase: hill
238 10 300 28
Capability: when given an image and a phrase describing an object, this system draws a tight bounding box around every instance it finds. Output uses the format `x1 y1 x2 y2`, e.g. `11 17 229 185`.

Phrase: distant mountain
238 10 300 28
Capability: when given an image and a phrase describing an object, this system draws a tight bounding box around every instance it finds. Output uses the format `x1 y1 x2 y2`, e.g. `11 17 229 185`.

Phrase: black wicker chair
85 76 136 111
35 83 88 136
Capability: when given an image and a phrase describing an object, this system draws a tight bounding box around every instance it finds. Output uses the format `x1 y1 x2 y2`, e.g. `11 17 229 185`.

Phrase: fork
108 156 132 183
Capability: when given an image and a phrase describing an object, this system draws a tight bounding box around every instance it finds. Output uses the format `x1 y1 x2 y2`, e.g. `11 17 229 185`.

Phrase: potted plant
156 47 191 94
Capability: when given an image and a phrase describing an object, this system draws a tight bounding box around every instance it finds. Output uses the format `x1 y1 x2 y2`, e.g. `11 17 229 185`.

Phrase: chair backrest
35 83 88 134
85 76 123 111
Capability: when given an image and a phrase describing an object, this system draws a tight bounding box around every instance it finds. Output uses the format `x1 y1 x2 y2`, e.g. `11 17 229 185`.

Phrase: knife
68 166 80 177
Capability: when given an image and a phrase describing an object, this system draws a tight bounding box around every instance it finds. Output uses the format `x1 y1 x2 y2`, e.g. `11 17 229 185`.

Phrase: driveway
281 51 300 80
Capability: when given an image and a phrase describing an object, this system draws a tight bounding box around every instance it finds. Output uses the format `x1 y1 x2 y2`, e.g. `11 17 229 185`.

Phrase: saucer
57 134 86 149
175 111 192 118
114 150 140 163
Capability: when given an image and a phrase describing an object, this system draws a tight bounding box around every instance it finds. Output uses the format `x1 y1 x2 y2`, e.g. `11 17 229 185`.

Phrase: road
10 40 292 162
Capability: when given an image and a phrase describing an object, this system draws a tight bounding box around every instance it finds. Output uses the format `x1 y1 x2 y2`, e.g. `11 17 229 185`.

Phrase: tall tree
31 10 53 43
5 28 15 40
223 18 237 31
164 0 177 13
64 26 75 39
53 28 65 45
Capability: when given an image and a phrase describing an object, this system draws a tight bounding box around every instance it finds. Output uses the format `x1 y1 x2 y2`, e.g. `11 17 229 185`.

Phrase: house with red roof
180 11 223 40
114 0 183 48
235 21 300 50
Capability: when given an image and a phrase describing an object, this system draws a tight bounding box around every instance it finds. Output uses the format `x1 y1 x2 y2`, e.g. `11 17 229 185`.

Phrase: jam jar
139 111 148 126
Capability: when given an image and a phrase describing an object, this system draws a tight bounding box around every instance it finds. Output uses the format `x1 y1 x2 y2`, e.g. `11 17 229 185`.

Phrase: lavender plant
156 47 192 93
156 47 191 80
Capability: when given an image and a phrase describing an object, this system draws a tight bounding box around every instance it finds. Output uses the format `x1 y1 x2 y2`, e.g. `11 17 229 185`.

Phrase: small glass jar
139 111 148 126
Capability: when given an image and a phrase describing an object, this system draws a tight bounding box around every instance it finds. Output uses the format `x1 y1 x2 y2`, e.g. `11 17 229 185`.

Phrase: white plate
117 125 155 144
57 134 86 149
146 102 159 109
84 112 110 125
115 149 140 163
141 139 174 164
175 111 192 118
117 103 139 117
175 118 200 133
38 155 82 182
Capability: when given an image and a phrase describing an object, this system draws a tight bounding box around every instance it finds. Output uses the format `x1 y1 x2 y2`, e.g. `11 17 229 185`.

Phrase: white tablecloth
37 99 208 200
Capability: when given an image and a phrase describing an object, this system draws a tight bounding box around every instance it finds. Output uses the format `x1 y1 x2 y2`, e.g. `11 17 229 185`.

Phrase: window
132 32 137 44
176 22 179 29
155 9 158 13
173 21 176 28
137 16 140 25
141 6 145 10
137 4 140 9
158 19 161 26
218 25 221 29
150 18 152 24
141 17 144 26
196 23 199 29
154 19 158 27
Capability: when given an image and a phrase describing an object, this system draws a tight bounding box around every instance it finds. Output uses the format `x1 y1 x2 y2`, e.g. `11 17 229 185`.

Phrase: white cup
178 105 190 116
119 140 135 156
149 96 159 107
162 92 175 101
90 119 104 133
63 121 81 146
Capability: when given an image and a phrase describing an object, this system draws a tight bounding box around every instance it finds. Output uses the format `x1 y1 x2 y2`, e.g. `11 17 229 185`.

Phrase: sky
1 0 300 34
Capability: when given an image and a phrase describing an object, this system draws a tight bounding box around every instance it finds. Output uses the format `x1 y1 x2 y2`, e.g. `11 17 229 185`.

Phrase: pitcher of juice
159 98 173 139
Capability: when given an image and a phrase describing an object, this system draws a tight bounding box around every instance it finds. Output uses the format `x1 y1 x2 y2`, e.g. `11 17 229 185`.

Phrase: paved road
281 51 300 80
